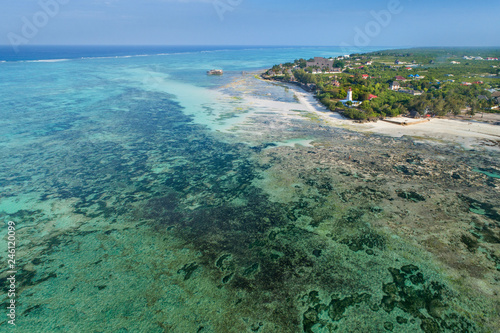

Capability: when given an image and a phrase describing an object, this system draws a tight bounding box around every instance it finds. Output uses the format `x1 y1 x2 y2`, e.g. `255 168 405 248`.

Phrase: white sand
353 118 500 149
253 84 500 150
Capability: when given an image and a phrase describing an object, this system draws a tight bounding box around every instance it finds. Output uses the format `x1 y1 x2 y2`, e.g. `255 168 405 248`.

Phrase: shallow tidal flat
0 72 499 333
247 126 500 332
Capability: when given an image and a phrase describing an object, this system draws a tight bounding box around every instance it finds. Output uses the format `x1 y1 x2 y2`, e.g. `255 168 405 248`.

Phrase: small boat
207 69 223 75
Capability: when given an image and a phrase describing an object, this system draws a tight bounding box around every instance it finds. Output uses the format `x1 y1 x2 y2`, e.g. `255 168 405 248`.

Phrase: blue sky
1 0 499 46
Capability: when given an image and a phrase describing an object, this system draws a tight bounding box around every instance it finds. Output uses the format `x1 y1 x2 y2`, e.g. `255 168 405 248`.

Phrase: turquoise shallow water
0 46 499 332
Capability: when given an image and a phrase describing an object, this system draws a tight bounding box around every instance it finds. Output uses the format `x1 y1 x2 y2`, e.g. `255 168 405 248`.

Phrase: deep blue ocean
0 45 354 62
0 45 497 332
0 45 234 62
0 45 382 87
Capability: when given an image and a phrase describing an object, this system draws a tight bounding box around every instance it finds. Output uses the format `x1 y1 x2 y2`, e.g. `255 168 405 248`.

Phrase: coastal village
262 49 500 121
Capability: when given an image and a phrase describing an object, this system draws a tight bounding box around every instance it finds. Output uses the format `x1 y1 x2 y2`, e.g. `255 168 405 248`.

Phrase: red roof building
362 74 369 79
395 76 406 81
368 94 378 100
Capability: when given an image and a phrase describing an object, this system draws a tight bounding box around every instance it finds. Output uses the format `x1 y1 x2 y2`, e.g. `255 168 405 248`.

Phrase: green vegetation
263 48 500 120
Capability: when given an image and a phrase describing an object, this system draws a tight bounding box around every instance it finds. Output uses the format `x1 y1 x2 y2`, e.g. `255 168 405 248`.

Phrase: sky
1 0 499 47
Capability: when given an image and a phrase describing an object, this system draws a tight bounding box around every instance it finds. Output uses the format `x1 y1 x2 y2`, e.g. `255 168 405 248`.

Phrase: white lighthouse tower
347 87 353 101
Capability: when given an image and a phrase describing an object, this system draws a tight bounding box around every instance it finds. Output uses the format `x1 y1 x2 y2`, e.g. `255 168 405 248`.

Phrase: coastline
259 76 500 150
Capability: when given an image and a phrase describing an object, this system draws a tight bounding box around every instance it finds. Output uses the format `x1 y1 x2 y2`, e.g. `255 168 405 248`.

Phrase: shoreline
268 78 500 150
211 72 499 150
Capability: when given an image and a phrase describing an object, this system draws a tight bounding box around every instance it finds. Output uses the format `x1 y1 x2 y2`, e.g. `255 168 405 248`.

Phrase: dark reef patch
460 234 479 252
222 273 234 284
0 209 46 226
340 232 386 253
459 194 500 223
177 263 199 281
381 265 475 332
396 190 426 202
300 290 372 332
298 265 476 333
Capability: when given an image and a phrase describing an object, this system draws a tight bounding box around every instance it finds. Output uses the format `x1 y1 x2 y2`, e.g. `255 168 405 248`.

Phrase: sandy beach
227 78 500 150
288 85 499 148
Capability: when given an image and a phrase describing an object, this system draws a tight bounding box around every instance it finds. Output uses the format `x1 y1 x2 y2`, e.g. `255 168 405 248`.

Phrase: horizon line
1 44 500 48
